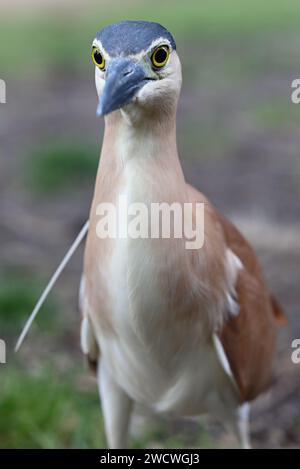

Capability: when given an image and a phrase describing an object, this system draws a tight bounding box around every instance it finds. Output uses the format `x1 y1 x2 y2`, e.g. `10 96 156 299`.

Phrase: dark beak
97 58 149 116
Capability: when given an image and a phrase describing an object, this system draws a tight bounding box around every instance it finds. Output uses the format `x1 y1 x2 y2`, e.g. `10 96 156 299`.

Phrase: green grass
0 366 216 449
0 275 58 332
27 142 98 194
0 367 105 448
133 419 216 449
2 0 300 75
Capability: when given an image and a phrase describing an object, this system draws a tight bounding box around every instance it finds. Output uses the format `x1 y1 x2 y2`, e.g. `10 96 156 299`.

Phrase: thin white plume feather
15 220 89 352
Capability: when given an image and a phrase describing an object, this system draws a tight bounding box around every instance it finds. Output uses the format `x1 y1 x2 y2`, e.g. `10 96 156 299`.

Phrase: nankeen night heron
80 20 286 449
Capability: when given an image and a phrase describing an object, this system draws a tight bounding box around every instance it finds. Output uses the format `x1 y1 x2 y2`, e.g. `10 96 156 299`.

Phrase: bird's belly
96 238 238 417
99 331 237 417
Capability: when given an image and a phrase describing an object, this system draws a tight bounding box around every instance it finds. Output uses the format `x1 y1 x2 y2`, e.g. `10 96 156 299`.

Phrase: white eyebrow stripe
128 38 172 61
145 37 172 54
92 39 111 61
92 37 173 62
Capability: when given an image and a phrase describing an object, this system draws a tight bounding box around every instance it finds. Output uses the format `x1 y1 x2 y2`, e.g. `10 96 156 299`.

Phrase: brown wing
218 213 286 402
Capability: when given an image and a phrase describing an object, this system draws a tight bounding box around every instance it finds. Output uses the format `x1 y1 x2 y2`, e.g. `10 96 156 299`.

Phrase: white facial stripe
127 37 173 61
92 37 173 62
92 38 111 62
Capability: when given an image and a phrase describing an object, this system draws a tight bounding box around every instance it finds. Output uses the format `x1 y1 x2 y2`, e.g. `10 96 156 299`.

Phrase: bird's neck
98 110 185 188
106 109 179 158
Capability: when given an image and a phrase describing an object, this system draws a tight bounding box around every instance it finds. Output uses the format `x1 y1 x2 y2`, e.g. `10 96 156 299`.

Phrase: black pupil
155 48 167 64
94 50 103 65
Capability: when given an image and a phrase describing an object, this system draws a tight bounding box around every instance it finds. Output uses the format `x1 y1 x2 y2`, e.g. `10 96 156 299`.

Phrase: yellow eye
151 45 170 69
92 47 106 70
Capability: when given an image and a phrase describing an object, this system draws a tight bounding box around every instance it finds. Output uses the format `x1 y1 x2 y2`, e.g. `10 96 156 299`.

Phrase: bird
80 20 286 449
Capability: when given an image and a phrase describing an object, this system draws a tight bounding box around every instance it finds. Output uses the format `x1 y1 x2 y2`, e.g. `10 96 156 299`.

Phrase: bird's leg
235 402 251 449
97 360 133 449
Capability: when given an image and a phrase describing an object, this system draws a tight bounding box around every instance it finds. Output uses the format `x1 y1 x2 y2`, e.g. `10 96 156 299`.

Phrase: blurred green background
1 0 300 448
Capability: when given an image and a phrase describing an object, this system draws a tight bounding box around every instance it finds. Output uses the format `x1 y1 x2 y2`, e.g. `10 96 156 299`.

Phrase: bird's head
92 21 181 121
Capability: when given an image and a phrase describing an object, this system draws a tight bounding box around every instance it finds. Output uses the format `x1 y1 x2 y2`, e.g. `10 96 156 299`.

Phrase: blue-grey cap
95 20 176 56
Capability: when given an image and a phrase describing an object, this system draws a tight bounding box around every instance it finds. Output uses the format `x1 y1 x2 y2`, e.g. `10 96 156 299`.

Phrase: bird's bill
97 58 150 116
